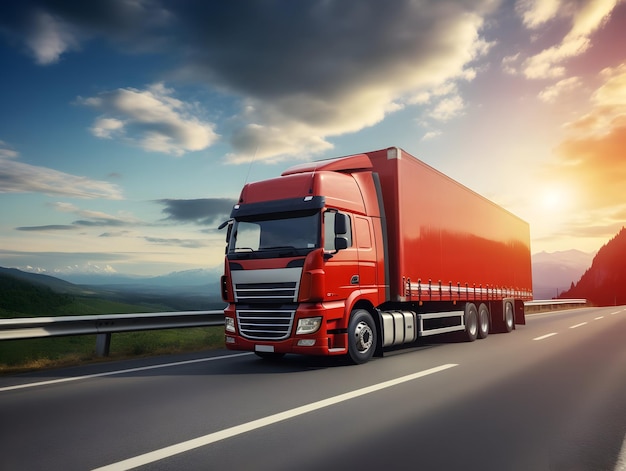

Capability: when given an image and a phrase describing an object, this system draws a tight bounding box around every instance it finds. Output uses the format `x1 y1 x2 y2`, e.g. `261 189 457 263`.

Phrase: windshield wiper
263 246 300 256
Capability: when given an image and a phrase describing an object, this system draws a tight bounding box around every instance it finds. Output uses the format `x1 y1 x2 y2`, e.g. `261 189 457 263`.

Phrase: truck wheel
464 303 478 342
503 302 514 333
347 309 376 364
477 303 490 339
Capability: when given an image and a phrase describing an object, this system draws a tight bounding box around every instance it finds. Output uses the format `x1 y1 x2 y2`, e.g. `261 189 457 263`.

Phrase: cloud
429 95 467 121
516 0 621 79
49 201 143 227
1 1 498 161
516 0 561 28
422 130 443 141
16 225 75 232
537 76 582 103
78 83 219 156
0 142 123 199
210 1 495 161
0 1 171 64
26 10 80 64
144 236 208 249
158 198 236 225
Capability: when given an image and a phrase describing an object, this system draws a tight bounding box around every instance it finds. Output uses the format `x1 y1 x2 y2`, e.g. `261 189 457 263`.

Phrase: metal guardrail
524 299 587 306
0 300 587 357
0 310 225 357
524 299 587 313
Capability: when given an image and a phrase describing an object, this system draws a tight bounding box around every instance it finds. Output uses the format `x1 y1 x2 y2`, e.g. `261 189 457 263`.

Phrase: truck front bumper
225 334 347 356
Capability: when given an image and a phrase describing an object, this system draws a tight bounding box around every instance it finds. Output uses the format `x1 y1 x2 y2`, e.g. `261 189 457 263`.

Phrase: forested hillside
0 275 74 316
0 274 157 317
559 227 626 306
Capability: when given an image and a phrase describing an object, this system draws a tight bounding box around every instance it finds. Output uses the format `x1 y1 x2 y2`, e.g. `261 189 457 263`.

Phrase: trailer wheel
503 302 514 333
464 303 478 342
477 303 490 339
347 309 376 364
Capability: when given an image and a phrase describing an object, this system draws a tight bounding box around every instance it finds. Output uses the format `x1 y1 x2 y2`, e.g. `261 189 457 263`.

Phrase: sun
539 186 573 212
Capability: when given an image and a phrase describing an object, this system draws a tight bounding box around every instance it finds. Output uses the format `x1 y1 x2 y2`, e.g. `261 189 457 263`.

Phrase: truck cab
221 154 386 363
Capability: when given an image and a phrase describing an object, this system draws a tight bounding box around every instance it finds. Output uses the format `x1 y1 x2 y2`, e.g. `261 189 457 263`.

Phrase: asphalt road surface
1 306 625 471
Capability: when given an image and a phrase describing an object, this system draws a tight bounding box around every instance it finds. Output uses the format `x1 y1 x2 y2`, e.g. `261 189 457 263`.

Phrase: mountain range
1 247 595 306
531 249 595 299
0 266 225 313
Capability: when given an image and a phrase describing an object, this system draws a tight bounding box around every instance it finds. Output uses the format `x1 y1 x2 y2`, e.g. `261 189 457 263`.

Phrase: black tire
503 302 514 333
255 351 285 361
464 303 478 342
477 303 490 339
347 309 376 364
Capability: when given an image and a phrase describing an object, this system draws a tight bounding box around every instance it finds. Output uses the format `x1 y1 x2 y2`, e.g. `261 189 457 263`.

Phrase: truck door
354 216 377 290
323 210 359 304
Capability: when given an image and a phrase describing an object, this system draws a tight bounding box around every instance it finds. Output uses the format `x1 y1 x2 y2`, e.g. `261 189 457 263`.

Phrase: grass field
0 326 225 374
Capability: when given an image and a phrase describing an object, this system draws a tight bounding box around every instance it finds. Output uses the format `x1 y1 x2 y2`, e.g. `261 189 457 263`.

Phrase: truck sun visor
230 196 325 218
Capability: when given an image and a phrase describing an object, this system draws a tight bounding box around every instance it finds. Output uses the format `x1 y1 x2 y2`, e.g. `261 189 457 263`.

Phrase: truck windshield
228 210 320 259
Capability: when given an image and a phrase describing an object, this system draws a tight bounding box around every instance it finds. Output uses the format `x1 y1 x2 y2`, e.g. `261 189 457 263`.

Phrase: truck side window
324 211 352 251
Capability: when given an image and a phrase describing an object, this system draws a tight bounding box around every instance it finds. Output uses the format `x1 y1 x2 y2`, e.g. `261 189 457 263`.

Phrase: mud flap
514 299 526 325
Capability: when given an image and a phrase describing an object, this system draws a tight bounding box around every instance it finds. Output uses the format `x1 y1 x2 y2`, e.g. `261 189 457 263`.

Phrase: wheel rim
354 321 373 353
468 318 478 336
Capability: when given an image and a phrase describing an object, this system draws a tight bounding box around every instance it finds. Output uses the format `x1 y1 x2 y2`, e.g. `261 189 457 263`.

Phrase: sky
0 0 625 278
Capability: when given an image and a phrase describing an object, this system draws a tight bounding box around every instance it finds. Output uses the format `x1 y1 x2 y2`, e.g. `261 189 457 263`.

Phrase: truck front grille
231 268 302 340
236 308 295 340
234 281 298 303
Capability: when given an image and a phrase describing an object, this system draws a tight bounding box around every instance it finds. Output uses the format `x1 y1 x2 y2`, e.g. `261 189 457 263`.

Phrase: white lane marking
569 322 588 329
533 333 558 341
595 316 605 320
616 433 626 471
0 352 253 393
92 363 459 471
611 310 622 315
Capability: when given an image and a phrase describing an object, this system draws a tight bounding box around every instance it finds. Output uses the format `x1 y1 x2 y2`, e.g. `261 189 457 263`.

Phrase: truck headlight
296 317 322 335
225 317 236 333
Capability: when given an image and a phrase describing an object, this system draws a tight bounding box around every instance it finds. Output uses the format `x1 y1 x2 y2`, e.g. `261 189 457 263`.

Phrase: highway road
1 306 625 471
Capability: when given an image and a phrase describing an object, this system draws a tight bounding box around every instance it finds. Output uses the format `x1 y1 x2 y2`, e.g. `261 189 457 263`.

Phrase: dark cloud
73 218 130 227
16 224 75 231
99 231 131 237
158 198 236 225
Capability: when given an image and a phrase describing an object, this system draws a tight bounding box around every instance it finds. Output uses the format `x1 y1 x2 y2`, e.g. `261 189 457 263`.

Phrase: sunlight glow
539 186 574 212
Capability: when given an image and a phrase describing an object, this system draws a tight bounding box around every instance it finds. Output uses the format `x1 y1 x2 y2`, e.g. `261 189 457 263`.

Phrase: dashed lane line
91 363 459 471
569 322 588 329
533 333 558 341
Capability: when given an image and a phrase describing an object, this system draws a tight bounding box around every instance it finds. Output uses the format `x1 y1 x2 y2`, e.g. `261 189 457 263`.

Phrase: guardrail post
96 333 111 357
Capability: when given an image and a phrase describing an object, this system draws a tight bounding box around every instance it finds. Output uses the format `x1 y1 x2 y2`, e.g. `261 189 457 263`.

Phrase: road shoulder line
0 352 253 393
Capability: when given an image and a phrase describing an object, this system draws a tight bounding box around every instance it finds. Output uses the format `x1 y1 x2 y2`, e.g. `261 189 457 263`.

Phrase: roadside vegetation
0 274 225 374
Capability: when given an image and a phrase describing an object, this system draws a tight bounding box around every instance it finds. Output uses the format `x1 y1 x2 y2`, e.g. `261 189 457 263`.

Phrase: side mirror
334 213 348 235
217 219 231 230
334 236 349 251
218 219 233 253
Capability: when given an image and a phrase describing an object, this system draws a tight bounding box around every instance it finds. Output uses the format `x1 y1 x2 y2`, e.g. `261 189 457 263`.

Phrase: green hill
0 273 160 318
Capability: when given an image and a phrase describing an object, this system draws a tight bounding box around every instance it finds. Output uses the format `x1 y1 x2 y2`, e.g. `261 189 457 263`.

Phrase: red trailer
221 147 532 363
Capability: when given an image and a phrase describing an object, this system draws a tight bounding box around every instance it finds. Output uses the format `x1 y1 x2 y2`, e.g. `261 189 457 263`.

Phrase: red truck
221 147 532 363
